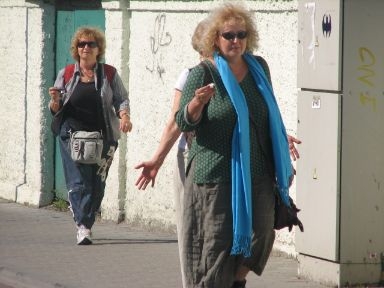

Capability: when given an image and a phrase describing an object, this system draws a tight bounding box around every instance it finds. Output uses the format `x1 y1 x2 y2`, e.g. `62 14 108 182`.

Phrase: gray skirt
174 148 189 288
181 160 276 288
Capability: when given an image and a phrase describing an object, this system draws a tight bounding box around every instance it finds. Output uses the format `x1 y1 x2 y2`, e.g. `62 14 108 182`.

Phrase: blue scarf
214 52 292 257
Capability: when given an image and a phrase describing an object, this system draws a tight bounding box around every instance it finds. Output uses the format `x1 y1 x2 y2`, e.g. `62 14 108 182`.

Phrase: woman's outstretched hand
134 159 160 190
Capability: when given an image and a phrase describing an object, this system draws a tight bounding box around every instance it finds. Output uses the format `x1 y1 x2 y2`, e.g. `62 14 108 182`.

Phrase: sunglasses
77 41 98 48
220 31 248 41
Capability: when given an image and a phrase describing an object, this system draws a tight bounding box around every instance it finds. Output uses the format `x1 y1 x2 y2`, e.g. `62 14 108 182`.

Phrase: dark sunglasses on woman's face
220 31 248 41
77 41 98 48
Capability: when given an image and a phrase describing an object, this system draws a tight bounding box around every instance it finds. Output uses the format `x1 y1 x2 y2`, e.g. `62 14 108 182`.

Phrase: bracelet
121 112 130 118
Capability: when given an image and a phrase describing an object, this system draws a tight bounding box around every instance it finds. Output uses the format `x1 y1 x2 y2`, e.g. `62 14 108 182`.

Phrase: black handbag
274 192 304 232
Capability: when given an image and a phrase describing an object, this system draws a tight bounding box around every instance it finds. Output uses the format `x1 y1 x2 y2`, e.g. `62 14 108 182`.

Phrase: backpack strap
103 63 116 83
63 63 116 85
63 64 75 85
199 61 214 86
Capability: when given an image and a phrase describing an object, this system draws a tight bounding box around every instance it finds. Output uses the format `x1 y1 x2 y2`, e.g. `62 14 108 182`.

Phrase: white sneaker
77 225 92 245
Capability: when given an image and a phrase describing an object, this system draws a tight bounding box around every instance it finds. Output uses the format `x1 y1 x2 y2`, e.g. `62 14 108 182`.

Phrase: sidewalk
0 199 327 288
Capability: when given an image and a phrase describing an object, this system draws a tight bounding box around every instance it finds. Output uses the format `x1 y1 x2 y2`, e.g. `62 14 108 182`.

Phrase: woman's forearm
186 96 206 123
152 120 182 165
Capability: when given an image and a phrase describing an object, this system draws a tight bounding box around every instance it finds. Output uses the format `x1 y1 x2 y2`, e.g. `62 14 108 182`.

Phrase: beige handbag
70 131 103 164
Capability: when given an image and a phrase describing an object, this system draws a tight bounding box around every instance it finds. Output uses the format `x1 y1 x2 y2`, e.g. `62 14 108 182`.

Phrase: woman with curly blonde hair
176 3 294 287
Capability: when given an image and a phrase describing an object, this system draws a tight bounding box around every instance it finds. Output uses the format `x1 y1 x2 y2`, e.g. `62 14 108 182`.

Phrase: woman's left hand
287 135 301 161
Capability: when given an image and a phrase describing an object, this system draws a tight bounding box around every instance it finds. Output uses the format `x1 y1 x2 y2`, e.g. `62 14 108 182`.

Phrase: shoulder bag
70 130 103 164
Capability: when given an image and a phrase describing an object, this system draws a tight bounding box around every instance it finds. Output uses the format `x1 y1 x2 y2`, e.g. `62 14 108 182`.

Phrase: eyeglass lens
221 31 248 41
77 41 98 48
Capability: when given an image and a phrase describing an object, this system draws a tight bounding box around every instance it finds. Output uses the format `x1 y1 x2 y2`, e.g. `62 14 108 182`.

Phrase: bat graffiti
322 14 331 38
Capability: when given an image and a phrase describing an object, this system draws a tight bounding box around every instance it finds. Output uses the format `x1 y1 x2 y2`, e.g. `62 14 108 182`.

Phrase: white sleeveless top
174 68 190 150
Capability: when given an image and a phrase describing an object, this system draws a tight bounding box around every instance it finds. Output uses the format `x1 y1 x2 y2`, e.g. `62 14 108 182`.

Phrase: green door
55 9 105 200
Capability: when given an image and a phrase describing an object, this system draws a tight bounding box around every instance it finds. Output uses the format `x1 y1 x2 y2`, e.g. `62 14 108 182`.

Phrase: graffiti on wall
357 47 377 112
146 14 172 80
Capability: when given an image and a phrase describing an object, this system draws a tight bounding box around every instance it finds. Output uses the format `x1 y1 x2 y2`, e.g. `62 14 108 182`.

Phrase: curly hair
70 26 106 62
201 2 259 56
191 18 210 57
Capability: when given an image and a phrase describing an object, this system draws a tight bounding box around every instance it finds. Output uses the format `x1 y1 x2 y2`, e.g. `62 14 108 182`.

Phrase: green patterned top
175 57 274 184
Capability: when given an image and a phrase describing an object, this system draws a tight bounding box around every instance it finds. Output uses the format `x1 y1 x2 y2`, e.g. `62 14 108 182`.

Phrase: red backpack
63 63 116 85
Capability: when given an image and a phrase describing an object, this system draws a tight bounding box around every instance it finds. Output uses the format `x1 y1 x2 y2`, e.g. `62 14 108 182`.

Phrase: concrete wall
0 0 299 256
0 1 56 206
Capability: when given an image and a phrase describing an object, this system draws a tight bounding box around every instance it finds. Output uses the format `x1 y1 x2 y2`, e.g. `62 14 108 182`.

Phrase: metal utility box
296 0 384 286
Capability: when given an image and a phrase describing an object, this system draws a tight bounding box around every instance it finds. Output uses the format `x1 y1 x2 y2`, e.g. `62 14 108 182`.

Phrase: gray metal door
296 91 341 261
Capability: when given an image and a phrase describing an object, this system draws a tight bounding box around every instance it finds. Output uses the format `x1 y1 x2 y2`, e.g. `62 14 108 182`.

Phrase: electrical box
296 0 384 286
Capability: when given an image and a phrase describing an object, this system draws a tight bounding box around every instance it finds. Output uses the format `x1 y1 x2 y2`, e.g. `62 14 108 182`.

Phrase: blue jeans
59 120 117 229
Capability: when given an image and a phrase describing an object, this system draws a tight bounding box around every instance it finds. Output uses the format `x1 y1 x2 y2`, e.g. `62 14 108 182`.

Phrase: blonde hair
70 26 106 62
201 2 259 56
191 18 210 56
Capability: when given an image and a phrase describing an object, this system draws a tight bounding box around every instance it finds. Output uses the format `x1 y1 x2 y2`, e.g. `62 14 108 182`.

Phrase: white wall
0 0 299 255
0 1 55 206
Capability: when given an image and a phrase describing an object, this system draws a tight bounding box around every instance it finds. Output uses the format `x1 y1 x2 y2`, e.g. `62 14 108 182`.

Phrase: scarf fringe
230 234 252 257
